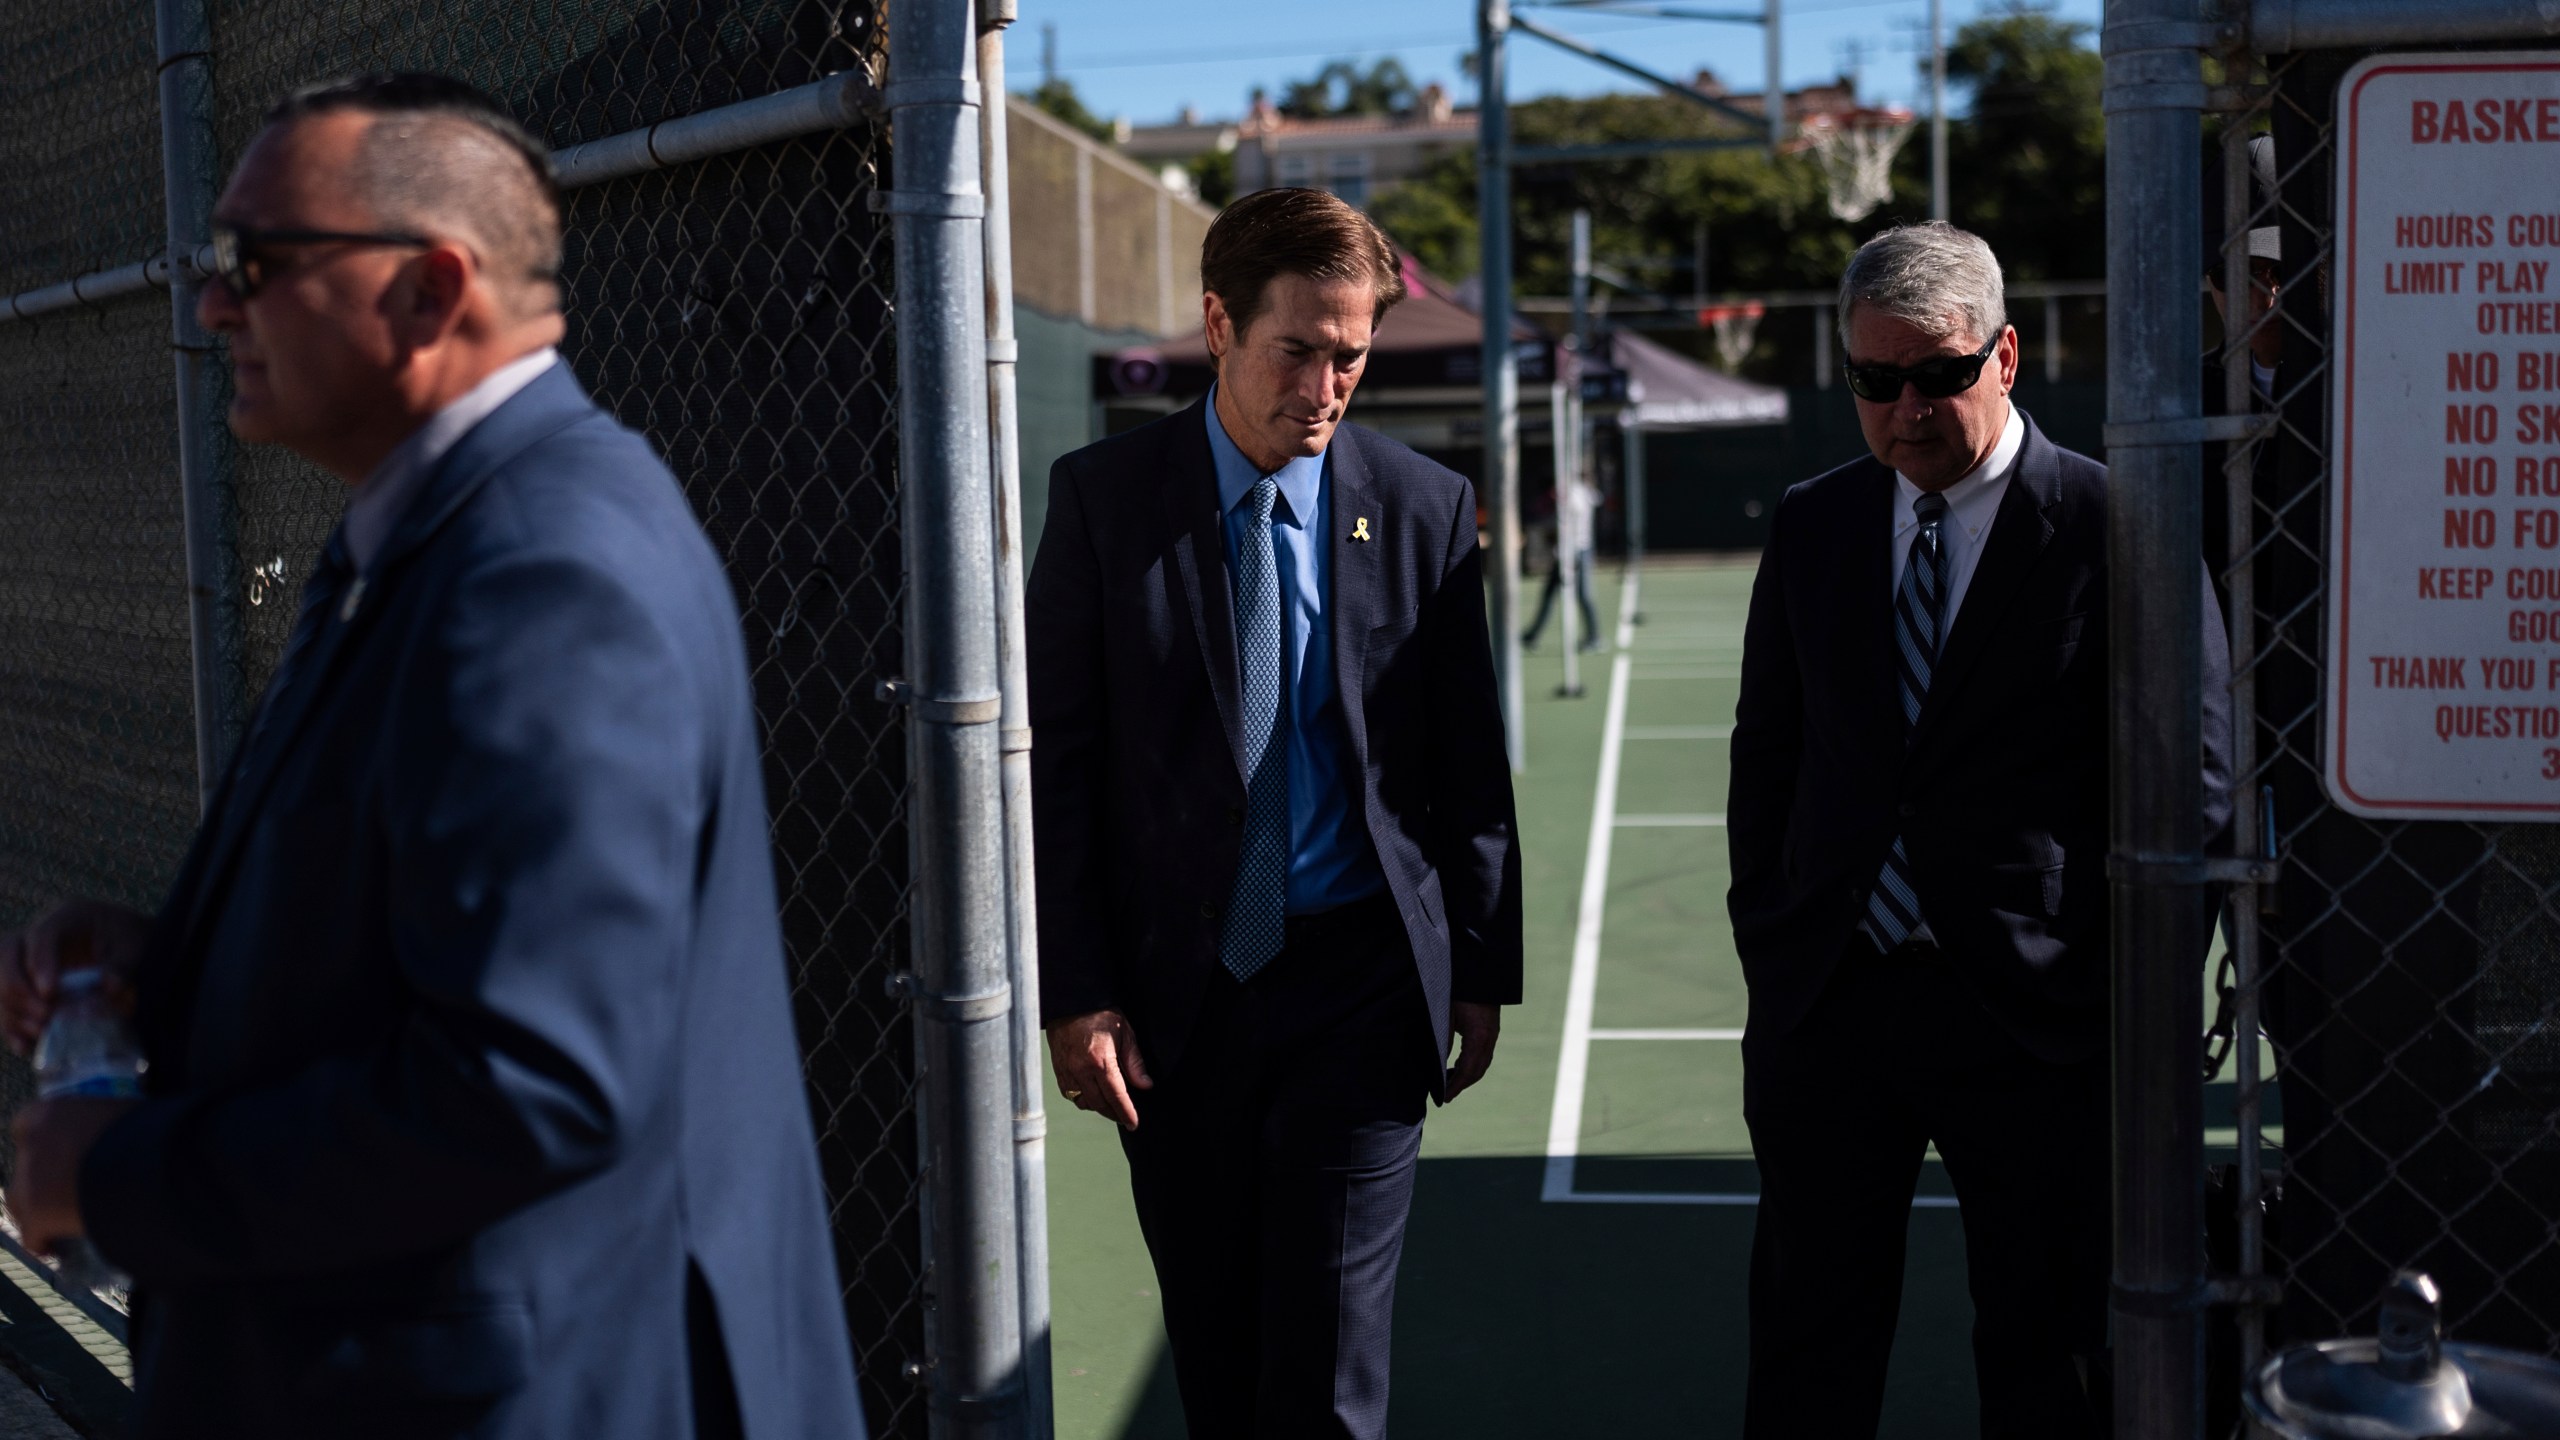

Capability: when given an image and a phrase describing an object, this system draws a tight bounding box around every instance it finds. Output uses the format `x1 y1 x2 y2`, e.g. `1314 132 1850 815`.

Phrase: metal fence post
885 0 1027 1432
1478 0 1525 771
2215 91 2270 1392
1622 419 1645 575
974 3 1054 1434
2099 2 2211 1436
154 0 241 809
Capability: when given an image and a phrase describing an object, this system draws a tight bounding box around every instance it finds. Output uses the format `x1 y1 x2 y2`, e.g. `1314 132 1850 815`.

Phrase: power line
1056 16 1705 72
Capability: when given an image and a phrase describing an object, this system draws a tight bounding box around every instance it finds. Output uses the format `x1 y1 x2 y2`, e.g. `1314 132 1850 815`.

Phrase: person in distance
0 73 862 1440
1726 221 2232 1439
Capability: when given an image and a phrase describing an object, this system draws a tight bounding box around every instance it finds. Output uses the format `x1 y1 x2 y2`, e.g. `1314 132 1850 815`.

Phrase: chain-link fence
2213 37 2560 1428
0 2 928 1432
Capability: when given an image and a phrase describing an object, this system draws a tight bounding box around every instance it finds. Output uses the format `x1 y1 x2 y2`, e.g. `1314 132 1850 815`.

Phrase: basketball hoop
1698 301 1766 373
1801 107 1918 223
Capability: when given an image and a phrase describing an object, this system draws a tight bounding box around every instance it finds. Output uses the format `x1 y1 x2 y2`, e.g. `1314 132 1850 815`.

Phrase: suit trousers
1120 895 1433 1440
1741 938 2110 1440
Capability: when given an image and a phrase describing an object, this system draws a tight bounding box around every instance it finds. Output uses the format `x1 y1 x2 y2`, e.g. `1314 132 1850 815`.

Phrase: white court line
1541 572 1961 1211
1625 725 1733 741
1616 813 1725 827
1564 1190 1962 1209
1541 567 1639 1203
1631 667 1740 680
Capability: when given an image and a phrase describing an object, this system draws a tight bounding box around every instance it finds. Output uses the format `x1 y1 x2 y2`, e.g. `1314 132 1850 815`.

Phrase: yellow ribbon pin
1351 516 1372 542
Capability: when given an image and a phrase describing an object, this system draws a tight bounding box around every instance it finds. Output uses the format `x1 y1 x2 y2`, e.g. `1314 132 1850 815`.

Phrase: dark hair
263 73 564 314
1199 187 1406 338
265 73 557 198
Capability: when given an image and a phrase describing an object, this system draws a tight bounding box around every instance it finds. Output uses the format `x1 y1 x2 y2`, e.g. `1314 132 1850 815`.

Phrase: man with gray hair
1726 221 2229 1438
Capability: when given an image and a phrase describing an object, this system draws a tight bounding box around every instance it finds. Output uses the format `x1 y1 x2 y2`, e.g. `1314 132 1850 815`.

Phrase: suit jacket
1026 401 1522 1085
82 366 865 1439
1725 414 2233 1063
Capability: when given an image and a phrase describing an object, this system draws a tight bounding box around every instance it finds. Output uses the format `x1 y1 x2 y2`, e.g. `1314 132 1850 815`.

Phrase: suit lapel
1328 433 1379 768
1848 461 1902 757
172 363 605 958
178 539 370 945
1164 402 1250 783
1911 417 2060 744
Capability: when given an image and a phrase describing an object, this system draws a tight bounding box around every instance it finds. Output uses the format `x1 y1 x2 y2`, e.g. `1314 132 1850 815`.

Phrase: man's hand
8 1097 138 1256
0 901 151 1058
1046 1009 1152 1130
1444 1001 1502 1102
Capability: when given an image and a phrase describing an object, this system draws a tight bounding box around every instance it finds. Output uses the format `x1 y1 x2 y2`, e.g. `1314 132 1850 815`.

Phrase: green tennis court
1045 556 1983 1439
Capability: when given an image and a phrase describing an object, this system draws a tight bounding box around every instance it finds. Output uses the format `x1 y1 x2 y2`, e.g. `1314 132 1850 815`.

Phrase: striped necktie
1219 474 1290 980
1864 490 1951 950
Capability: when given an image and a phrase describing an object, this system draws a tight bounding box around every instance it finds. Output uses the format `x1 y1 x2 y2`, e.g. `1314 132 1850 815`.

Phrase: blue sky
1011 0 2103 126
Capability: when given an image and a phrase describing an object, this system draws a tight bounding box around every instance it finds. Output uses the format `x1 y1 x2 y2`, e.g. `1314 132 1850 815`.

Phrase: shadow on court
1108 1156 1983 1439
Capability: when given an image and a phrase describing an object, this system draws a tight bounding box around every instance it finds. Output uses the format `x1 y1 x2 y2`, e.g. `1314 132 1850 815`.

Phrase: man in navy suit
1726 223 2231 1439
0 75 861 1438
1028 187 1520 1438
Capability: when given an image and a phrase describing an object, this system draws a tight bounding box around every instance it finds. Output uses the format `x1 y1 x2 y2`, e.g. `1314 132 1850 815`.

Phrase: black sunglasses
208 222 432 299
1841 334 1999 403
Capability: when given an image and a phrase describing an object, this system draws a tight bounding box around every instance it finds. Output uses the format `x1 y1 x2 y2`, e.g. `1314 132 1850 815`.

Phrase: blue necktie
1220 475 1290 980
1865 490 1951 949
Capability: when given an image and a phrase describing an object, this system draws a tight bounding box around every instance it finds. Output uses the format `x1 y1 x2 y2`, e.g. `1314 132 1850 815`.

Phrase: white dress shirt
345 347 559 572
1888 403 2027 625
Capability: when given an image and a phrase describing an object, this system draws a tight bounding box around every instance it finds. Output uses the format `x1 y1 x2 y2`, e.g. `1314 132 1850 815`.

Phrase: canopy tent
1603 327 1790 431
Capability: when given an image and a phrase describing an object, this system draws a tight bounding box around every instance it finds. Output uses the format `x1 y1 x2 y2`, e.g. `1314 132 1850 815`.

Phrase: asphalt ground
1046 556 1987 1439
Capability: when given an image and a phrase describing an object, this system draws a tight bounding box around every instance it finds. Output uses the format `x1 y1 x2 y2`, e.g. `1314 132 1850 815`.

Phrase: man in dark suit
1726 222 2231 1439
1028 187 1520 1438
0 75 861 1438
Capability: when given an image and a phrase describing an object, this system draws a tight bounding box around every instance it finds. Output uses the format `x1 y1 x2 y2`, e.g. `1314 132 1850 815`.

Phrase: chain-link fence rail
2206 29 2560 1437
0 1 938 1432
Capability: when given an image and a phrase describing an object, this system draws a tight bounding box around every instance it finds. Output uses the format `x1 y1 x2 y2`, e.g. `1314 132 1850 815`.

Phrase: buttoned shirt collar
1204 385 1325 528
345 347 559 571
1890 403 2025 607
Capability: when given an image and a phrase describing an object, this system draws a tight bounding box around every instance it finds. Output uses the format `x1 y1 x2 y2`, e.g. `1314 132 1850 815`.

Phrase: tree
1357 89 1903 291
1368 150 1479 281
1185 149 1237 208
1027 77 1114 144
1279 58 1421 120
1935 5 2106 280
1352 8 2102 375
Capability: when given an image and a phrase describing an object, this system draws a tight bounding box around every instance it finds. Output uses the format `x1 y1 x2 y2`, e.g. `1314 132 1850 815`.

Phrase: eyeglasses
1841 334 1999 403
208 222 432 299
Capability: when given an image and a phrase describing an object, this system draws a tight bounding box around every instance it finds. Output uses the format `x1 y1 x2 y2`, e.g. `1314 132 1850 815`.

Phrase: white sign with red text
2327 52 2560 819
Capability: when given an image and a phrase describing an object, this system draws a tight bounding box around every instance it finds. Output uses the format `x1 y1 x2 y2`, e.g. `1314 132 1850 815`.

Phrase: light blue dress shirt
1203 387 1387 915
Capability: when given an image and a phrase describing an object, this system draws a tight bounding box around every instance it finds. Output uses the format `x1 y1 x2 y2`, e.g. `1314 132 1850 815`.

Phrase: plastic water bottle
31 969 140 1292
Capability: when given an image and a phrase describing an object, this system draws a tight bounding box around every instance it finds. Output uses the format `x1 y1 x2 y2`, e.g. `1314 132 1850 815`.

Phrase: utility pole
1041 21 1058 90
1929 0 1948 222
1477 0 1525 770
1764 0 1784 154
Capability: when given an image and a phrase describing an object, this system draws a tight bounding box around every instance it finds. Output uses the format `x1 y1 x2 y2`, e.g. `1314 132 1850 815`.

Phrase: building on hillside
1685 69 1866 126
1227 83 1472 207
1115 73 1880 211
1115 107 1239 203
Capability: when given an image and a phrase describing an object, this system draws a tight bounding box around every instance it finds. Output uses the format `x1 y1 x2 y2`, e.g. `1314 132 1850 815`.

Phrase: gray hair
1835 221 2006 352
